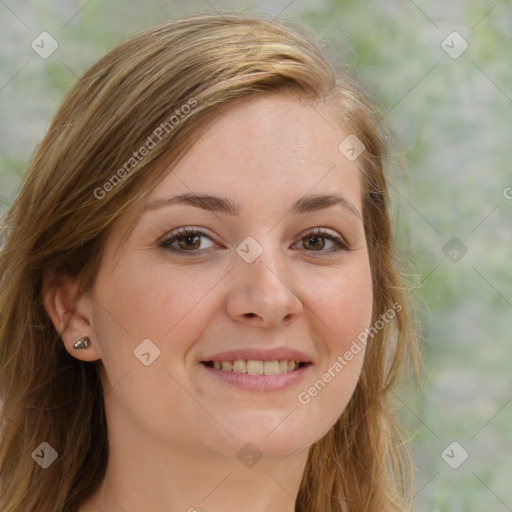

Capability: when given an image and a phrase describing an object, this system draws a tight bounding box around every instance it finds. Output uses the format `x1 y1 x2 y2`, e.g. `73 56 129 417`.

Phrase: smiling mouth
201 360 310 375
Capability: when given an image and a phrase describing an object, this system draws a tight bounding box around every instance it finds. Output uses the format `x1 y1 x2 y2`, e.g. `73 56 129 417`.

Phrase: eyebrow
143 192 362 220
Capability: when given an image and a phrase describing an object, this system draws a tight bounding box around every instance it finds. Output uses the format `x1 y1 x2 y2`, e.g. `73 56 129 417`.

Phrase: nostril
245 313 256 317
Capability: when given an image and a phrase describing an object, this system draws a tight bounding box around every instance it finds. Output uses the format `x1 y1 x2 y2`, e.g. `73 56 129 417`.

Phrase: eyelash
158 227 350 256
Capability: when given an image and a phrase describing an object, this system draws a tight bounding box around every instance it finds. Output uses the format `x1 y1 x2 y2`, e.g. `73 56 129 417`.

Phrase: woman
0 12 420 512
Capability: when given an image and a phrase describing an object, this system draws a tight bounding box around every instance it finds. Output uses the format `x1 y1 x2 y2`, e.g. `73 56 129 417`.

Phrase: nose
225 242 303 328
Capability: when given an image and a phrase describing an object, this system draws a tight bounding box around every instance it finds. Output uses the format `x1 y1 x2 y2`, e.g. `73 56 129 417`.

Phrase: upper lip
201 347 313 363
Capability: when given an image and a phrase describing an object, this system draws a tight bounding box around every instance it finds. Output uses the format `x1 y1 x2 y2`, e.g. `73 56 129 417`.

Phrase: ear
41 268 101 362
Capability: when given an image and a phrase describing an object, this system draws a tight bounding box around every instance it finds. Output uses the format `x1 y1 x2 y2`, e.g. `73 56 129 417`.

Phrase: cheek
313 263 373 351
301 263 372 426
91 257 227 417
93 256 227 356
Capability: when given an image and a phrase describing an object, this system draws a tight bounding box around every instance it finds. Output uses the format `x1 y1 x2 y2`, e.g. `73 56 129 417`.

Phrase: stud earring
73 336 90 349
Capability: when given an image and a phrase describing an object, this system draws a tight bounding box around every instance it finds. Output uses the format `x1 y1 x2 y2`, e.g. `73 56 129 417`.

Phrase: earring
73 336 90 349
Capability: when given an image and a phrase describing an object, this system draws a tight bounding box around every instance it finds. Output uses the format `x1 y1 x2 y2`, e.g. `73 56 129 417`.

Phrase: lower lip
200 363 312 392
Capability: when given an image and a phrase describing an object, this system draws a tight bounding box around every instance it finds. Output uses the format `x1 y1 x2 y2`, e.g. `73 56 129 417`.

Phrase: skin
43 94 373 512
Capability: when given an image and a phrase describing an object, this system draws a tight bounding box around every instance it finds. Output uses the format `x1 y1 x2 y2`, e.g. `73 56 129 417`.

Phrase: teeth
209 359 303 375
247 360 263 374
233 360 246 373
221 361 233 371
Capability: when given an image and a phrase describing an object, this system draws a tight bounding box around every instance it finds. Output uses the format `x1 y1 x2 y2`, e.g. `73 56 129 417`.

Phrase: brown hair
0 12 420 511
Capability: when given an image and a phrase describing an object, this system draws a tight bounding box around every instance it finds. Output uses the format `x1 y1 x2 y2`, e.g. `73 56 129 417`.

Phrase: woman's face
86 94 373 459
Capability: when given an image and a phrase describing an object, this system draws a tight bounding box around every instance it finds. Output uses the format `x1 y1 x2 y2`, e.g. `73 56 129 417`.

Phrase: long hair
0 12 420 511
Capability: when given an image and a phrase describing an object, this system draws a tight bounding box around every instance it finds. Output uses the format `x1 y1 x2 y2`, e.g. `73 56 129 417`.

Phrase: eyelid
294 227 351 253
158 226 219 254
158 226 351 255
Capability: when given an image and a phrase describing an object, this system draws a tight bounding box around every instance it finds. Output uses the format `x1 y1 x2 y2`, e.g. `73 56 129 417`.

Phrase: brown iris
178 234 201 250
302 235 325 251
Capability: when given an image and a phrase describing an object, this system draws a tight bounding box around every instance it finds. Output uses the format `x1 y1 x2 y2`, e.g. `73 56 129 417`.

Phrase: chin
214 415 315 460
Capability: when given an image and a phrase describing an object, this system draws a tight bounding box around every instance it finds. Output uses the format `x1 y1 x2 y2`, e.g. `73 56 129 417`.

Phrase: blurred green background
1 1 511 510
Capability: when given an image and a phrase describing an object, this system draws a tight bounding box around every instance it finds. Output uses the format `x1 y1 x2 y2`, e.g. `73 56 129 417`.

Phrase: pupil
180 235 199 249
306 236 324 250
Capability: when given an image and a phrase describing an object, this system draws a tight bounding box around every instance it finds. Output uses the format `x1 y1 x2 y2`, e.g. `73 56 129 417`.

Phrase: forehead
149 93 363 213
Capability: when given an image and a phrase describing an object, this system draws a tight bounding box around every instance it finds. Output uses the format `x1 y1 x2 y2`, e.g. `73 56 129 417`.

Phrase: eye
159 226 350 256
295 228 350 254
159 227 217 254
